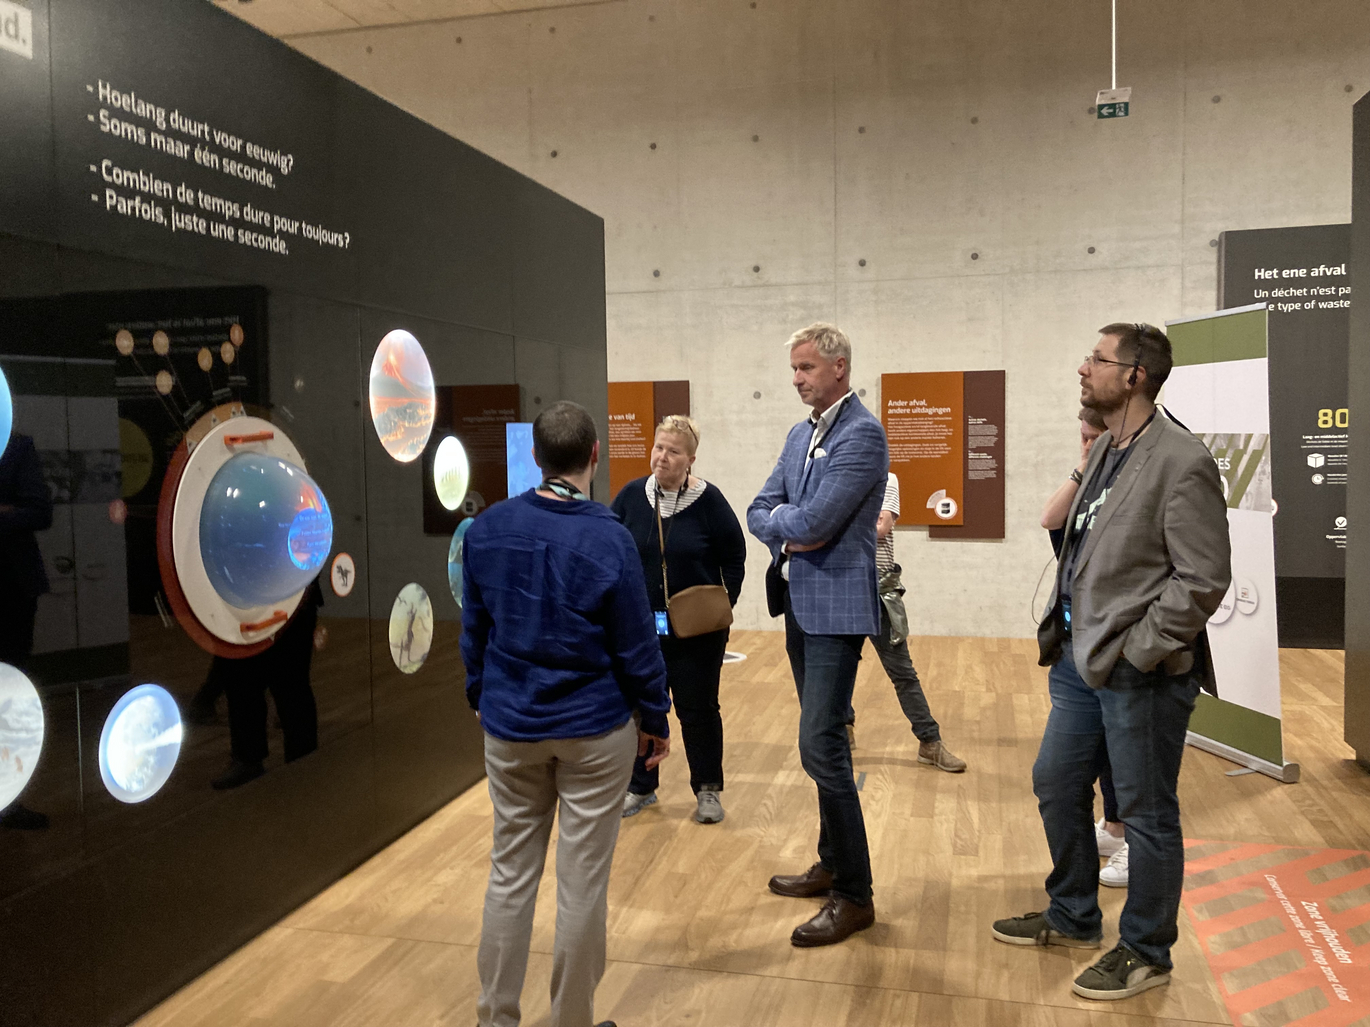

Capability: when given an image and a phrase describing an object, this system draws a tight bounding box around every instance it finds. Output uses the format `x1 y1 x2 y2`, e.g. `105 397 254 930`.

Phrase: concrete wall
284 0 1370 636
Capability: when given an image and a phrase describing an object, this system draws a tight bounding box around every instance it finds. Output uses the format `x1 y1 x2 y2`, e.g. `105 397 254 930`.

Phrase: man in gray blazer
748 322 889 948
993 323 1231 1001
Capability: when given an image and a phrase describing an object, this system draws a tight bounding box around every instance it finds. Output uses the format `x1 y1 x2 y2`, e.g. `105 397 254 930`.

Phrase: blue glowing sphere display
0 363 11 458
199 452 333 609
99 684 183 804
448 517 475 607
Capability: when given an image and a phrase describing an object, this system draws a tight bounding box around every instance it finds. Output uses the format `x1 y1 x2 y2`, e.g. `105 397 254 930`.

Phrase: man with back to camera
992 323 1231 1000
747 322 889 947
461 400 671 1027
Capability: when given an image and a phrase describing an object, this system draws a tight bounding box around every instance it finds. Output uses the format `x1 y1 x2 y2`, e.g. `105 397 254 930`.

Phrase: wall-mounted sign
607 380 690 499
930 370 1006 541
881 371 964 526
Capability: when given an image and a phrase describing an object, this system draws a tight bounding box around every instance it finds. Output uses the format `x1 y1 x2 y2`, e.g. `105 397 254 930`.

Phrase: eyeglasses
1082 353 1134 370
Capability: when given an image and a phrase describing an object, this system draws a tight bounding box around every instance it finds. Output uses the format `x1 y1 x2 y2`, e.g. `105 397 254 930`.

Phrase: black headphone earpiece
1128 323 1147 387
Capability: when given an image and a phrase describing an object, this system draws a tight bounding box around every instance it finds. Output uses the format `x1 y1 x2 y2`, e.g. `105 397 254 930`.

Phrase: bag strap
654 491 670 603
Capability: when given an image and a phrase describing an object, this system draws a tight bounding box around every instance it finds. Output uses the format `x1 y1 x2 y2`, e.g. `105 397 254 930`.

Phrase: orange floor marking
1183 839 1370 1027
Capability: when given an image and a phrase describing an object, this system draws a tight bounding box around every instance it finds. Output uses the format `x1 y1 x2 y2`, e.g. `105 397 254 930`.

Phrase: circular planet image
0 362 11 458
98 683 183 804
434 436 471 512
152 330 170 356
369 330 435 463
197 347 213 372
447 517 475 606
155 370 174 395
0 663 44 811
115 329 135 356
199 453 334 609
230 323 244 347
389 583 434 674
221 342 236 366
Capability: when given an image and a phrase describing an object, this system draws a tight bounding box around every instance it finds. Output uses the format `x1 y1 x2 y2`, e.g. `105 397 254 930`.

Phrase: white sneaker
622 791 657 818
1095 819 1126 859
1100 844 1129 888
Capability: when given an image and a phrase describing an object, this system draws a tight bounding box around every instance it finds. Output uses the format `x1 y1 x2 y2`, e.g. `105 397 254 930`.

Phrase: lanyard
540 477 589 501
654 480 688 599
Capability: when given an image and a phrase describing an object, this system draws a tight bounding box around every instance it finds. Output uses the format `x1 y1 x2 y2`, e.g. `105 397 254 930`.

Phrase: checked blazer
747 393 889 637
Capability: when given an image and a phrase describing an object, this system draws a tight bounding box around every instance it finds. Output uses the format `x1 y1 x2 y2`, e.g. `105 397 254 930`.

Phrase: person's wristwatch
1068 469 1084 485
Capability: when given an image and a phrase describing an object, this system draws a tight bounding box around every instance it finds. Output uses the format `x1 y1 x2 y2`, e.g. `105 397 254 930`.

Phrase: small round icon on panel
115 329 135 356
1209 581 1236 625
220 342 236 366
229 324 244 347
330 552 356 598
98 684 183 804
1234 577 1258 616
369 330 435 463
389 583 434 674
935 497 958 520
0 663 45 811
152 330 170 356
197 348 213 373
434 436 471 512
155 370 174 395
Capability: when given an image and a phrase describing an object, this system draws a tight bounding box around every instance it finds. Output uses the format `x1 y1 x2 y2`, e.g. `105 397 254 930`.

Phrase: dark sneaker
991 911 1102 948
1072 944 1170 1000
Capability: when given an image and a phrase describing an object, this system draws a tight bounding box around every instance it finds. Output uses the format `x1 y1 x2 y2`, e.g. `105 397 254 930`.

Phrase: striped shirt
877 471 900 573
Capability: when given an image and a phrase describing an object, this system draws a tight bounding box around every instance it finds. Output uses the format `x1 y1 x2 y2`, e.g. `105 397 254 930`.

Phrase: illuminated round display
434 436 470 512
0 663 44 811
389 583 434 674
98 684 183 804
369 330 435 463
199 452 333 609
447 517 475 607
0 362 11 458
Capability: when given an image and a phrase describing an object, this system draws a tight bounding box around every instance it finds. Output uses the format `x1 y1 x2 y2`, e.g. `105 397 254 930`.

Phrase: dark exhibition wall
0 3 607 1026
1348 94 1370 767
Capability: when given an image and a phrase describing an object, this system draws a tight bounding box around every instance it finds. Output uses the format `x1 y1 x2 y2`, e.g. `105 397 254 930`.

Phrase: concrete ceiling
212 0 621 38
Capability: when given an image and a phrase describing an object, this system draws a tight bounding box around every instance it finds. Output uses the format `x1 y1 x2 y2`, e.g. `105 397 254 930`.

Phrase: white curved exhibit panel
0 663 44 811
98 684 184 804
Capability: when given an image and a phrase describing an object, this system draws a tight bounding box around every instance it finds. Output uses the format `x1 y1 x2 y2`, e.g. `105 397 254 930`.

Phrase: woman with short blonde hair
611 413 746 824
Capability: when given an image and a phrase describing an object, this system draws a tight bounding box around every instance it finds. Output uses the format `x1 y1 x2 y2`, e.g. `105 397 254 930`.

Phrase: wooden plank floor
135 633 1367 1027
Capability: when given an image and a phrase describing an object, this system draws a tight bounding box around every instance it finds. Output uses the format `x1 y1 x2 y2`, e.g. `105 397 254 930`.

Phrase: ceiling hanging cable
1096 0 1131 119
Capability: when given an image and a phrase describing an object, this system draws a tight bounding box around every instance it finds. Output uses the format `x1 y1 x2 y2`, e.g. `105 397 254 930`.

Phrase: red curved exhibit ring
155 431 302 659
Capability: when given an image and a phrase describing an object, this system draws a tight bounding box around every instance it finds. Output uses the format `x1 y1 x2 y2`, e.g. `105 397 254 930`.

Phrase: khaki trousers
476 717 637 1027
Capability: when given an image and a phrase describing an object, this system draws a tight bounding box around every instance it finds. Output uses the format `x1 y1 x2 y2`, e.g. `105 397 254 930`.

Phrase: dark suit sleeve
765 419 888 546
0 438 53 533
708 488 747 606
1122 454 1232 672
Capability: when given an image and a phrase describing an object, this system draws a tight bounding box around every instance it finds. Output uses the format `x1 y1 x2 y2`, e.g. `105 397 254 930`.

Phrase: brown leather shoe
791 896 875 947
768 862 834 898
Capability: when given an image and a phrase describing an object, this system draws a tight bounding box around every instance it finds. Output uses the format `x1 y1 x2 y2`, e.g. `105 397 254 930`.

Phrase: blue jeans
1033 644 1198 969
783 591 873 905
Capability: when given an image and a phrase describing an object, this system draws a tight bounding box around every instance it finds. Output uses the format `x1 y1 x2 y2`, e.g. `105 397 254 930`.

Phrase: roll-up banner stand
1165 304 1299 783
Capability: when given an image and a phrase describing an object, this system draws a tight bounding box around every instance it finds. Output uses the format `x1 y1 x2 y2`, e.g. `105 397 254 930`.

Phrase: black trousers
0 593 39 671
219 604 319 764
630 628 729 795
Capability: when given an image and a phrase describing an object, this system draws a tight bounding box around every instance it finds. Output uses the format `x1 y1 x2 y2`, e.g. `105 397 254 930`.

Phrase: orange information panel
608 381 655 498
882 371 964 525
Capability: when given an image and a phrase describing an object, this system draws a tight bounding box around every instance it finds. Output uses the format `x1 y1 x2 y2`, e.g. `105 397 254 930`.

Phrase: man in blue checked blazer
747 322 889 948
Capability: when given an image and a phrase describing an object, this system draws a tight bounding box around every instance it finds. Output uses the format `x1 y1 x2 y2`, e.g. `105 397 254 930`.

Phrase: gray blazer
1038 412 1232 691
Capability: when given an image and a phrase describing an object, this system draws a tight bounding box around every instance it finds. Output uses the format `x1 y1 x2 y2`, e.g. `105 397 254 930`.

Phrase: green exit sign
1095 87 1132 120
1097 102 1129 119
